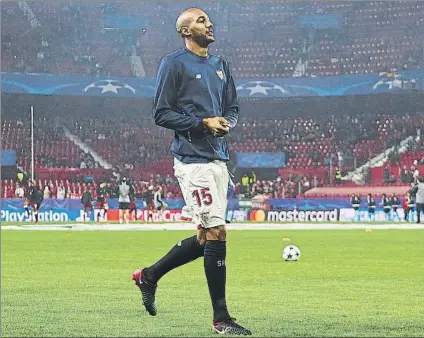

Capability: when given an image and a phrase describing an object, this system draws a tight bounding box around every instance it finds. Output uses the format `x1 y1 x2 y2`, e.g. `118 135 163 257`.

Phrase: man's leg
204 225 230 323
201 162 251 335
125 209 129 223
97 204 102 222
103 205 108 221
119 208 123 224
417 204 422 223
143 231 206 284
33 204 39 223
133 160 206 316
395 209 400 221
132 230 206 316
24 201 31 220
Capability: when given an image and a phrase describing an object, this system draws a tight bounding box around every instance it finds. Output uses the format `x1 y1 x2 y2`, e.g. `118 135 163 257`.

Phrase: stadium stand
2 1 424 200
2 1 423 77
2 111 423 200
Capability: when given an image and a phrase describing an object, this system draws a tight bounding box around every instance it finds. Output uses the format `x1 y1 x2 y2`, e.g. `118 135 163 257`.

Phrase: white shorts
174 158 229 228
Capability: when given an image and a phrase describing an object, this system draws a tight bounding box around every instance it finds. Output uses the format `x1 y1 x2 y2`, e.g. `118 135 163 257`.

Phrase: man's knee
197 228 207 246
205 225 227 241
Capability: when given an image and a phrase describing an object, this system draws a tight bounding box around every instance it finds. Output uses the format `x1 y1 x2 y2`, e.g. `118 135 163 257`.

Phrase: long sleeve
223 60 239 129
153 57 204 133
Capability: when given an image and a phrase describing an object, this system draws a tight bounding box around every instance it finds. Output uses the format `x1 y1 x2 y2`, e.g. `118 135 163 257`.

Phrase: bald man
132 7 251 336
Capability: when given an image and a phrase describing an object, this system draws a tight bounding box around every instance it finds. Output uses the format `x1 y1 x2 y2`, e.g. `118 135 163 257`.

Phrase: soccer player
132 8 251 335
24 181 43 223
415 177 424 223
129 182 138 221
381 193 391 221
118 177 130 224
142 187 154 222
96 183 109 223
367 193 376 222
390 193 400 221
81 187 93 222
153 186 167 220
351 193 361 222
406 191 415 222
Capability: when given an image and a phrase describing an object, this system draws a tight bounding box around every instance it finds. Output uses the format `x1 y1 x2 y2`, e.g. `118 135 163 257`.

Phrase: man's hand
203 117 230 137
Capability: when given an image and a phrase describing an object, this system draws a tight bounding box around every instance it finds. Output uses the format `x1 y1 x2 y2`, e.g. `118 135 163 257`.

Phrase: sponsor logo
1 210 69 222
216 70 223 80
134 209 182 222
339 208 406 222
249 209 339 222
226 210 248 222
249 209 266 222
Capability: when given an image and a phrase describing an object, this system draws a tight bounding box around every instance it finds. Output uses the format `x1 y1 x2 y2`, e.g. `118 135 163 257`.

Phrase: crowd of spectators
1 2 133 76
3 111 423 190
2 1 423 78
2 171 313 200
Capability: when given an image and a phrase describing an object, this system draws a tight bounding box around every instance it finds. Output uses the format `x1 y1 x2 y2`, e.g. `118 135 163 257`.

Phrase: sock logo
217 260 226 267
177 241 182 247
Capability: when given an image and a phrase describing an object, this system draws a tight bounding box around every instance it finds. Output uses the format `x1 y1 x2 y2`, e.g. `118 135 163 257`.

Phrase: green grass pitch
2 230 424 337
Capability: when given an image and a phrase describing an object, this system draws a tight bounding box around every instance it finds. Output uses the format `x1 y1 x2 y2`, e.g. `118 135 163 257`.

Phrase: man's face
185 10 214 47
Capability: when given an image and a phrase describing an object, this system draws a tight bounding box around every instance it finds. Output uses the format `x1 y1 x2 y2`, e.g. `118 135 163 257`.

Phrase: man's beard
191 31 214 48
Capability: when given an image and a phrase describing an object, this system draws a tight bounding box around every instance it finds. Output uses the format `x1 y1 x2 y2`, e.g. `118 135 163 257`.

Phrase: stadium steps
343 135 415 184
62 126 113 170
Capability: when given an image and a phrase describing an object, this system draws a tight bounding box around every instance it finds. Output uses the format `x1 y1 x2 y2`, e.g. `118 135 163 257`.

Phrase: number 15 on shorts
192 188 213 206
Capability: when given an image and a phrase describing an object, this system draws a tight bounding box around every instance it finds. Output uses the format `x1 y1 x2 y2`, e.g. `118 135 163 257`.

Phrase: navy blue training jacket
153 47 239 164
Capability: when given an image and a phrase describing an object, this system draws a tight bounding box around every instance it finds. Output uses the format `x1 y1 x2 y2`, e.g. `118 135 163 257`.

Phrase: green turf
2 230 424 337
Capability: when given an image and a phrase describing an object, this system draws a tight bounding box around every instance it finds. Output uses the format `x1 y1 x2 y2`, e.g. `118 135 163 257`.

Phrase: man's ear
180 26 191 38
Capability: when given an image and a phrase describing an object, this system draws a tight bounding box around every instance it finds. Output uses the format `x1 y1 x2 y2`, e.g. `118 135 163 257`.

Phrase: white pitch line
2 223 424 231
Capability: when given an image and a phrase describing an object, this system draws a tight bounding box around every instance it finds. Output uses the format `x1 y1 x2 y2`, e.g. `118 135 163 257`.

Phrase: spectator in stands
413 166 420 183
43 185 51 199
414 177 424 224
240 173 250 195
389 173 397 184
301 176 310 192
17 171 25 184
72 174 83 183
249 171 257 186
84 172 93 183
165 174 174 185
401 165 408 184
57 183 66 199
383 166 390 184
6 186 14 198
14 182 24 198
335 167 342 185
49 182 57 198
154 173 163 184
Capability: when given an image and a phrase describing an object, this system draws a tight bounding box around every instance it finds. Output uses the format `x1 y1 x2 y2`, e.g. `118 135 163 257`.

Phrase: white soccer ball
282 245 301 261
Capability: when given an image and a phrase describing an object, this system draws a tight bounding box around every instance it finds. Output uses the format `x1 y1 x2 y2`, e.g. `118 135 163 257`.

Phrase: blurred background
1 0 424 203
